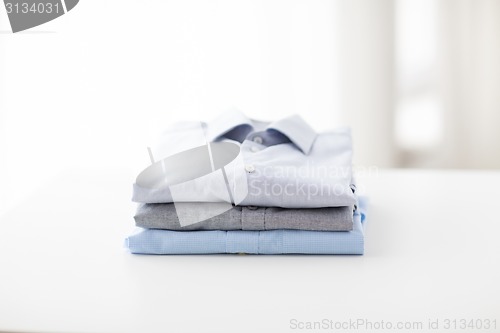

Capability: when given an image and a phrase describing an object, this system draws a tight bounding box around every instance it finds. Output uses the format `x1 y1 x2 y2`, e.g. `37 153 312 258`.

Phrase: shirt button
250 146 260 153
252 136 263 144
245 164 255 173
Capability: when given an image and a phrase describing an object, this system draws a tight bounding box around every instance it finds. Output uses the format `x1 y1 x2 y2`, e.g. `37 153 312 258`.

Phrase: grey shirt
135 203 354 231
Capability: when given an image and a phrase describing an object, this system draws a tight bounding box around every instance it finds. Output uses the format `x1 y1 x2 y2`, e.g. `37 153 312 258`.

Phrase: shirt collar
206 109 317 155
206 108 252 142
266 115 317 155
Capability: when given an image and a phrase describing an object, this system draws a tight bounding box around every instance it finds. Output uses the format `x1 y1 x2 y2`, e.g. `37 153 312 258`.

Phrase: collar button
252 136 263 144
245 164 256 173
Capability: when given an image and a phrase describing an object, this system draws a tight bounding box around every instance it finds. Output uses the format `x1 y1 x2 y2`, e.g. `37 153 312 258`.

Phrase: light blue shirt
126 199 366 255
132 109 357 208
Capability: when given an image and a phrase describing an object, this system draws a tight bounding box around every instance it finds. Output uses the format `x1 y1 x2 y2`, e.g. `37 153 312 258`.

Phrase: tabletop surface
1 168 499 333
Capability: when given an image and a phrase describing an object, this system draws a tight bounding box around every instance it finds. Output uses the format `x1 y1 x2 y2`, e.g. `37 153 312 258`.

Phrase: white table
1 169 499 333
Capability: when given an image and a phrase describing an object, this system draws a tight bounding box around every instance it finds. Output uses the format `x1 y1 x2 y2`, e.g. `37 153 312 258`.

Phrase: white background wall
0 0 341 213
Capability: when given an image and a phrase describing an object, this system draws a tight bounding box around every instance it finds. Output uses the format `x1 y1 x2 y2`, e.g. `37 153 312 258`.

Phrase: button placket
263 207 267 230
242 206 265 230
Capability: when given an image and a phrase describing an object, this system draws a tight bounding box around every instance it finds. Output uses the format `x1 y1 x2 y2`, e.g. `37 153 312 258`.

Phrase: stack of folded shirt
125 110 366 255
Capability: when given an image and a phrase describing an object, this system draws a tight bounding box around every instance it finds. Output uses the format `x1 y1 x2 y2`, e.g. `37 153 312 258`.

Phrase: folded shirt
132 109 357 209
135 203 354 231
126 200 367 255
